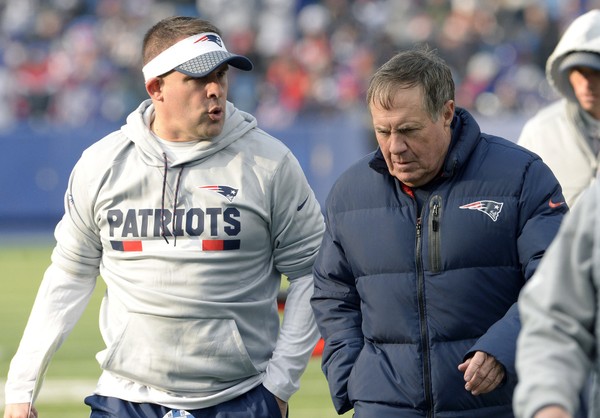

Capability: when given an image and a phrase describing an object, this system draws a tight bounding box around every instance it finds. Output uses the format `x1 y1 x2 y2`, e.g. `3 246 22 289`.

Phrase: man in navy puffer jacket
311 47 567 417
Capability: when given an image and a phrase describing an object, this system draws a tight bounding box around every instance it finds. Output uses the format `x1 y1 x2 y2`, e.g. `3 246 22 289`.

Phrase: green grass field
0 244 351 418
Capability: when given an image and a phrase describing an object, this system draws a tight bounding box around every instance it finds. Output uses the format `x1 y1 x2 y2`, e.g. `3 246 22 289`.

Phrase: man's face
569 66 600 119
154 63 229 141
370 85 454 187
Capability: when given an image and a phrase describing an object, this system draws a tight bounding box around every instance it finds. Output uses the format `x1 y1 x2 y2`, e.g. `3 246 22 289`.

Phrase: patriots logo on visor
194 34 222 47
459 200 503 222
199 185 238 202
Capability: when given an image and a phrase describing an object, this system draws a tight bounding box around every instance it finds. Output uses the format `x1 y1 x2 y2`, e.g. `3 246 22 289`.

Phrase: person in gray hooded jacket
518 9 600 208
3 16 324 418
514 179 600 418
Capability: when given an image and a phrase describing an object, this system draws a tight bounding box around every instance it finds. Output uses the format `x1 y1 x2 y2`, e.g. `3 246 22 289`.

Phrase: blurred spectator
0 0 597 131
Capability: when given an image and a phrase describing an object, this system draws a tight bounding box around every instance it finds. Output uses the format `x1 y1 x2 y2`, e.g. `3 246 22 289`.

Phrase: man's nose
389 134 408 153
205 75 224 97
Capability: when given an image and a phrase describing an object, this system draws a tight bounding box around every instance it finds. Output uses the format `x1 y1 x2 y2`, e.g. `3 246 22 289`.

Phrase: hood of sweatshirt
121 99 257 168
546 9 600 102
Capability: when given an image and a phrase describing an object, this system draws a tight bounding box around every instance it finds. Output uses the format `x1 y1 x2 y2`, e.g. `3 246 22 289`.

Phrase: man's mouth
208 106 223 121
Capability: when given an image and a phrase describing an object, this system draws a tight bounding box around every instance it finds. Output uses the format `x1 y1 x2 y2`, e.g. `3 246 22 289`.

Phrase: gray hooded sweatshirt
518 9 600 208
5 100 324 409
514 179 600 418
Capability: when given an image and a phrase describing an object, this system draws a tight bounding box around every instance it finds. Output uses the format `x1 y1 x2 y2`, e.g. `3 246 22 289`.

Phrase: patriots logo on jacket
199 185 238 202
459 200 503 222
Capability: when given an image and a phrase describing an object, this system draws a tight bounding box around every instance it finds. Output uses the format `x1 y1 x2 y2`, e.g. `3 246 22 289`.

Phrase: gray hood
547 9 600 102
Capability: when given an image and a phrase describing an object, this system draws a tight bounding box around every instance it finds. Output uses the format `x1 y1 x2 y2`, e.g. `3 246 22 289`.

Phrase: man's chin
582 104 600 119
393 171 435 188
198 124 225 140
394 175 420 188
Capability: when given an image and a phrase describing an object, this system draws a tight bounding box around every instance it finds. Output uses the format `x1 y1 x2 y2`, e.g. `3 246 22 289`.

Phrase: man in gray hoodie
518 9 600 208
3 16 324 418
514 179 600 418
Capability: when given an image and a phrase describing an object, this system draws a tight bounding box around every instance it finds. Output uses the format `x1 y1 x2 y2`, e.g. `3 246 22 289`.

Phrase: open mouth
208 106 223 121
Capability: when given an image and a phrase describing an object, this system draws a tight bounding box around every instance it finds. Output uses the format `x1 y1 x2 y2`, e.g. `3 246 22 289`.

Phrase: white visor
142 32 253 82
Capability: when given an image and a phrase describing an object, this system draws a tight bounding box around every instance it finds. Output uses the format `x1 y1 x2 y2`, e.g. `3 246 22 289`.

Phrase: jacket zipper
416 217 434 417
429 196 442 274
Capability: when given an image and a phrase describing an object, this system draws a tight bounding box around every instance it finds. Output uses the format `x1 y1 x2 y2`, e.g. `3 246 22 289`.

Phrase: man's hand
3 403 38 418
458 351 505 395
533 405 572 418
275 396 288 418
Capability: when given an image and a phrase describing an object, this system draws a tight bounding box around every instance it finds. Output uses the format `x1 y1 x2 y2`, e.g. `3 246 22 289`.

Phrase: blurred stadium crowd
0 0 597 131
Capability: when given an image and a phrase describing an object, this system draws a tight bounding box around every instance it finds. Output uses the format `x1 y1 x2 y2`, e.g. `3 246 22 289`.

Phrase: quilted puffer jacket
311 107 567 417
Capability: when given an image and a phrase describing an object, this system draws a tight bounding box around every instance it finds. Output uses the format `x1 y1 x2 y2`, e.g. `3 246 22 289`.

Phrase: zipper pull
432 202 439 232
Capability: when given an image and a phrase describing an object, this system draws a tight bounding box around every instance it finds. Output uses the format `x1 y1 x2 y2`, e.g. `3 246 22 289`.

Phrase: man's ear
145 77 162 99
443 100 455 127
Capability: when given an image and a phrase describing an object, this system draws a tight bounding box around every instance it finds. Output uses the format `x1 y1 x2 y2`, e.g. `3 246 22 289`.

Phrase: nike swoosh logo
297 196 309 211
548 199 565 208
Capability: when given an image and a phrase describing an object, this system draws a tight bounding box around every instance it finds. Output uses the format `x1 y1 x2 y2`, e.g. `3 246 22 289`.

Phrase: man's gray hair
367 46 455 120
